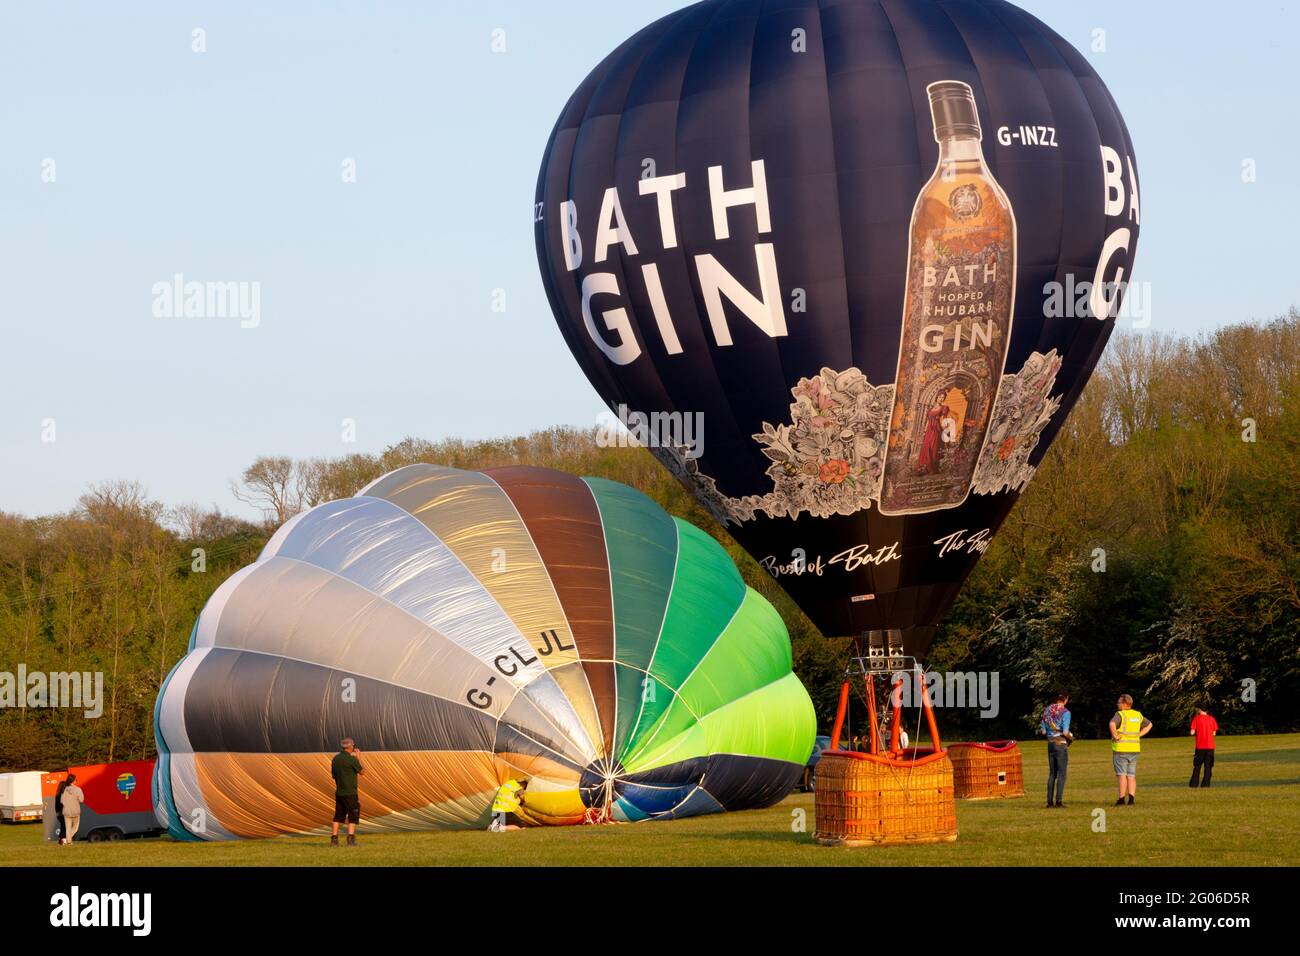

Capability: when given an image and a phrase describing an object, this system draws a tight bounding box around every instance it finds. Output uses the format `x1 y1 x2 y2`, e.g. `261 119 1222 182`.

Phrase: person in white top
57 775 85 845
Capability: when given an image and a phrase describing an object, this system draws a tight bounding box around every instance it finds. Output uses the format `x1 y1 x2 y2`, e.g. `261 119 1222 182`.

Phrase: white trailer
0 771 46 822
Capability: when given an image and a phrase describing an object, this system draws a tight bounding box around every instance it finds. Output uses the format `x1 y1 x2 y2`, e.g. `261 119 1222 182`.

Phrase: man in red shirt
1189 707 1219 788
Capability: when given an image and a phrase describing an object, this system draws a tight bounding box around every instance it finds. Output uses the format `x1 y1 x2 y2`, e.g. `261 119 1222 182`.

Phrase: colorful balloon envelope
535 0 1141 656
153 465 815 838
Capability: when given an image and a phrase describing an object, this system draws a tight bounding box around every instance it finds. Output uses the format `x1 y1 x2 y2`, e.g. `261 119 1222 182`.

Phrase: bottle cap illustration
928 81 982 141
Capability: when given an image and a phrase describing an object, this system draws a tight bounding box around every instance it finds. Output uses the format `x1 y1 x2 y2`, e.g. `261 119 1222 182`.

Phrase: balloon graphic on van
116 773 136 800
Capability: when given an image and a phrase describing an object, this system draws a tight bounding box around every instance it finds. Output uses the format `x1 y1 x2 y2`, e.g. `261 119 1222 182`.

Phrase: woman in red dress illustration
916 390 950 475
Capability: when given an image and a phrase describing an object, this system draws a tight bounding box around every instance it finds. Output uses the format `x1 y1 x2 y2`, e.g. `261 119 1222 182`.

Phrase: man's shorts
1112 752 1138 776
333 794 361 824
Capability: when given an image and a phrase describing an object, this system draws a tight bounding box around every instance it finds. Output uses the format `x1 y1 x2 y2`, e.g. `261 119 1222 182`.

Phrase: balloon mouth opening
578 758 625 813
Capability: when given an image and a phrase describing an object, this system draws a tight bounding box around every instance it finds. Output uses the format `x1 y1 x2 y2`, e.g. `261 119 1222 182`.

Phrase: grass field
3 735 1297 867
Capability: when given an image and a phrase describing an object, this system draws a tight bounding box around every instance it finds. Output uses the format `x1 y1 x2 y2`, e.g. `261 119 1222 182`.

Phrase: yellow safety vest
492 780 523 813
1112 709 1145 752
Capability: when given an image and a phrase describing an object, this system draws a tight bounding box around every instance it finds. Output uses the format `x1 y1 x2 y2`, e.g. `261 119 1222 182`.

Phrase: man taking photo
330 737 364 847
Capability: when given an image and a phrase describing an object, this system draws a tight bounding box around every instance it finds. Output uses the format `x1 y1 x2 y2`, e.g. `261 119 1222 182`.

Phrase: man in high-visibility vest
1109 694 1153 806
489 778 527 832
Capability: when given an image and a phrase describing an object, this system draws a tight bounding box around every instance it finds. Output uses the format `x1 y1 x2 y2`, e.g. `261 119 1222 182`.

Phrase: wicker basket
813 749 958 847
947 740 1025 800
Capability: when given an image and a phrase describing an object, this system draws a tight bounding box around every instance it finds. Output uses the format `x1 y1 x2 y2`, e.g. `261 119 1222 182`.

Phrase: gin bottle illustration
879 80 1017 516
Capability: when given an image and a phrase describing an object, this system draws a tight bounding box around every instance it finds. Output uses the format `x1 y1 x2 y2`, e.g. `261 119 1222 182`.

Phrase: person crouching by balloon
1040 692 1073 808
330 737 364 847
489 778 527 832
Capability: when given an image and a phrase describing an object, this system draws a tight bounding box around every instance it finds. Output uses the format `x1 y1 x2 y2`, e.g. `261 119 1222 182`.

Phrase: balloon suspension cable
865 672 880 754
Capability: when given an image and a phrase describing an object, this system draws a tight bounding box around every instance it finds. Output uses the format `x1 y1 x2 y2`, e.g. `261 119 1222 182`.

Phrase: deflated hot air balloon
153 465 815 839
535 0 1140 657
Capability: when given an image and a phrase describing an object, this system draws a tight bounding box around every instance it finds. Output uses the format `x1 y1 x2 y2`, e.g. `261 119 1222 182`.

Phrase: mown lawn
3 735 1297 866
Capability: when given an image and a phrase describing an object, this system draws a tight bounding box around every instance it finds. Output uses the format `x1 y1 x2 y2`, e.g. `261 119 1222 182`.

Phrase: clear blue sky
3 1 1296 519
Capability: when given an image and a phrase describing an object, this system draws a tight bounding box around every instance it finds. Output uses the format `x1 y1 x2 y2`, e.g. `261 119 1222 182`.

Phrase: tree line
2 312 1297 770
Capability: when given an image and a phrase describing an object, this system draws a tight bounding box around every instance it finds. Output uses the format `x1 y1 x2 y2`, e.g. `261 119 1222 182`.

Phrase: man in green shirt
330 737 364 847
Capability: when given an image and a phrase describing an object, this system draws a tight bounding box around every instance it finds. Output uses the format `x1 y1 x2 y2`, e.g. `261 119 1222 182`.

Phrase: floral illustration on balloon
971 349 1064 496
655 352 1064 524
742 368 894 520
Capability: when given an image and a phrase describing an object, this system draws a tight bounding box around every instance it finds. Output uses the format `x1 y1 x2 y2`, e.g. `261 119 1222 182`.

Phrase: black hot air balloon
535 0 1139 658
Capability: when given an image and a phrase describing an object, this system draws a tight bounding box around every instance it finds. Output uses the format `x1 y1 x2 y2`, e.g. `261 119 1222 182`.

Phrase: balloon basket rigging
583 775 617 825
812 632 958 847
947 741 1025 800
